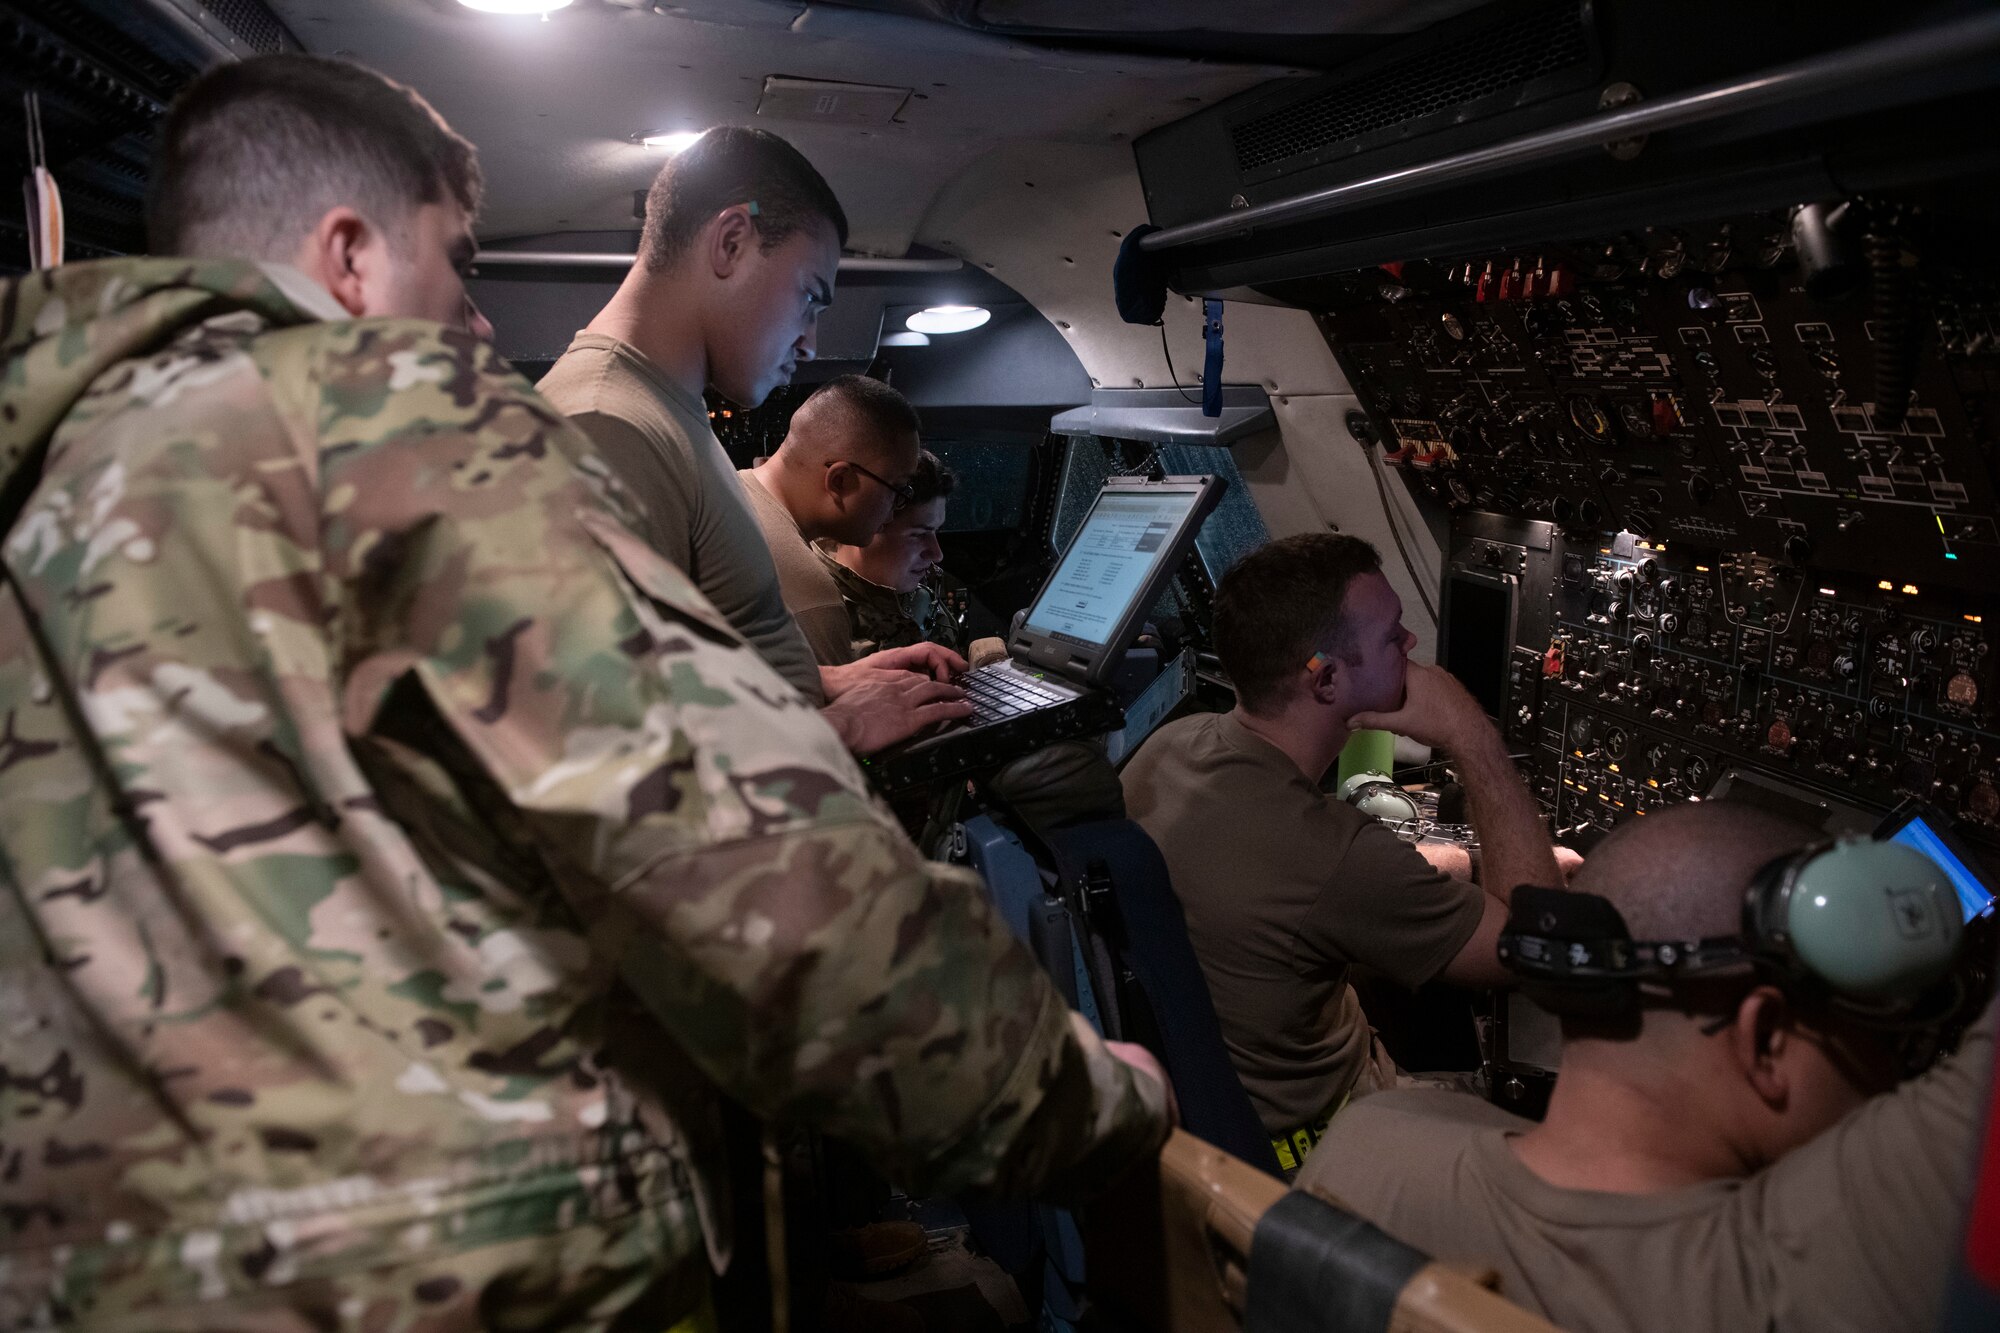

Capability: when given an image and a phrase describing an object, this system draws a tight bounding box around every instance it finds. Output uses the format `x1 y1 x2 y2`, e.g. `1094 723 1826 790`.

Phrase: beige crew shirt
739 468 859 668
536 332 823 700
1296 995 1997 1333
1122 711 1485 1133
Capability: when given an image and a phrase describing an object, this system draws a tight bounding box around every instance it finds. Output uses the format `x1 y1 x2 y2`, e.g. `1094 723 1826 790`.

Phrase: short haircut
1573 802 1820 942
792 374 922 455
639 126 849 271
900 450 957 510
148 54 482 259
1562 801 1820 1038
1213 533 1383 715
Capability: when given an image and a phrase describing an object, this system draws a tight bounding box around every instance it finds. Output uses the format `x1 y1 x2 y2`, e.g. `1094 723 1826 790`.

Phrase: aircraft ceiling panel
268 0 1302 252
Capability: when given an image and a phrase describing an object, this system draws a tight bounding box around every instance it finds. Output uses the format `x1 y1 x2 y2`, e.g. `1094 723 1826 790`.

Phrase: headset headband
1499 836 1964 1023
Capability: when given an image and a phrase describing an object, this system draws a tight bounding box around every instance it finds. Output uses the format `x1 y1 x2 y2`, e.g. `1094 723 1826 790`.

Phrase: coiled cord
1865 202 1923 431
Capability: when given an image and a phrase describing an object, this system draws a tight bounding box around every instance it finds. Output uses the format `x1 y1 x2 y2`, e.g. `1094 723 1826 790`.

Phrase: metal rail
1138 10 2000 253
469 251 964 273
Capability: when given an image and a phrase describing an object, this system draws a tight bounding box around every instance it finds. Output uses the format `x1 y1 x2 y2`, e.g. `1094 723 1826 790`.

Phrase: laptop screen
1024 488 1203 649
1884 810 1996 922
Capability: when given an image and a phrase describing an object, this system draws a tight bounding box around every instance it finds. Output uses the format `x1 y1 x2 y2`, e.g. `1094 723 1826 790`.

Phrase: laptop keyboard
958 666 1077 726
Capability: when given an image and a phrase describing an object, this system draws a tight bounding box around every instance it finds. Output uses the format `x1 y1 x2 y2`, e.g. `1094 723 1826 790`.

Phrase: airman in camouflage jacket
816 548 970 660
0 259 1165 1331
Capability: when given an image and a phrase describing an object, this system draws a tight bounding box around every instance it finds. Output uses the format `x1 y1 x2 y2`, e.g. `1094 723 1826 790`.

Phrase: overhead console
1131 1 2000 852
1132 0 2000 290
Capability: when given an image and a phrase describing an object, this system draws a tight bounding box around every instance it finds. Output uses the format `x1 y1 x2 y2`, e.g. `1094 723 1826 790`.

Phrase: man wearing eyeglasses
741 374 929 669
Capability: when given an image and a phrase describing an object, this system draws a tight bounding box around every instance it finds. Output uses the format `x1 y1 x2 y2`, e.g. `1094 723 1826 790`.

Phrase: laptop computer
1878 801 1998 923
863 473 1225 796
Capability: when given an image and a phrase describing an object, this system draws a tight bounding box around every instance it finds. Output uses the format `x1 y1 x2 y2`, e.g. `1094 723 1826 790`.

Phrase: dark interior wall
1 0 297 271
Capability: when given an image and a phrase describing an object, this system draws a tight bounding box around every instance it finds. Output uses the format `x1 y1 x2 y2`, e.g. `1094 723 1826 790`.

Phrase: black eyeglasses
830 459 916 505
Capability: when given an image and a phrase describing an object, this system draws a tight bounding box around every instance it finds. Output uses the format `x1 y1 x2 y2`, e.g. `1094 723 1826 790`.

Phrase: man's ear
296 207 372 319
1305 653 1341 706
1726 986 1794 1110
705 205 758 280
822 460 862 508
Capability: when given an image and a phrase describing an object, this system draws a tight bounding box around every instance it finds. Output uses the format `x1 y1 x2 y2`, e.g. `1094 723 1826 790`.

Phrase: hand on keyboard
822 642 969 699
821 668 973 755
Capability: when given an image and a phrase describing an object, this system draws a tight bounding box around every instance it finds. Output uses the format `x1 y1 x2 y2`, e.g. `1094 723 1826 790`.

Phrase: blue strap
1201 298 1225 418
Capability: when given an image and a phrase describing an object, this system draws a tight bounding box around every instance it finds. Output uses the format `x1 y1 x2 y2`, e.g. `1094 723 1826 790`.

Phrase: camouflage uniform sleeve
302 321 1167 1200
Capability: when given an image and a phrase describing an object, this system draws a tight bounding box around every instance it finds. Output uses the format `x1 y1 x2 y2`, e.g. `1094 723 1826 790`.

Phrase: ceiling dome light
457 0 572 13
907 305 991 335
880 330 931 347
642 131 705 153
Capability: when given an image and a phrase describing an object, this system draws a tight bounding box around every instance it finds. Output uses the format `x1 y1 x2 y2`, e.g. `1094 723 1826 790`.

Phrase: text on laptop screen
1024 490 1200 647
1888 815 1997 922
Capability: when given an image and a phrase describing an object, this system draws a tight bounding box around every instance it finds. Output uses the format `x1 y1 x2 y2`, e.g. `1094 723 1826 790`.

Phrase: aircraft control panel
1313 204 2000 850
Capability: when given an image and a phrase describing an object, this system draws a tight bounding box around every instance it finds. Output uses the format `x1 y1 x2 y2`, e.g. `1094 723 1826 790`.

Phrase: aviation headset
1337 769 1422 825
1498 836 1965 1024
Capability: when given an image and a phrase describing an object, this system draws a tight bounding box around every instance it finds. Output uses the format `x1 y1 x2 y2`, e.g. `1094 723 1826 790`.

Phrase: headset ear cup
1352 782 1419 824
1339 772 1419 824
1743 848 1807 950
1779 838 1964 1003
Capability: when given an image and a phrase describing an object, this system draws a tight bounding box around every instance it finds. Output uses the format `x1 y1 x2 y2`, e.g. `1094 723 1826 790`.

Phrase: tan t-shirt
738 469 858 668
1296 995 1997 1333
536 333 823 700
1121 712 1485 1134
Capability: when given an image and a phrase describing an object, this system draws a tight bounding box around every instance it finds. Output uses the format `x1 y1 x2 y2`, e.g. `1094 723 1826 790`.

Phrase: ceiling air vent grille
193 0 289 55
1228 0 1593 176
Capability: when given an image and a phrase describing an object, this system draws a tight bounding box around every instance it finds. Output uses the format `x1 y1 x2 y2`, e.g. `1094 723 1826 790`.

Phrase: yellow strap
1267 1085 1355 1171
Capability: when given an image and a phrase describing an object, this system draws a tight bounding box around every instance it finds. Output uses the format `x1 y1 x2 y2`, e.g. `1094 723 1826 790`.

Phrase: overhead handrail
469 251 963 273
1137 10 2000 254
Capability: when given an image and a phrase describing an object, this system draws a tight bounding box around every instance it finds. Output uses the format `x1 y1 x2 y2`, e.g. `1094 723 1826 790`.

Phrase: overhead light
457 0 572 13
880 330 931 347
642 130 704 154
907 305 990 335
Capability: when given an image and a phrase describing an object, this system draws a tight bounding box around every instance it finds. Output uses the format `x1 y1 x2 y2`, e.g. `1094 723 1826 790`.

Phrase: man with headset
1298 800 1995 1333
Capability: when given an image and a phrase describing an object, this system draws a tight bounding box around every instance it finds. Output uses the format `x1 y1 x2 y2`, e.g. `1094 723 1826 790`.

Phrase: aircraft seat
1085 1130 1565 1333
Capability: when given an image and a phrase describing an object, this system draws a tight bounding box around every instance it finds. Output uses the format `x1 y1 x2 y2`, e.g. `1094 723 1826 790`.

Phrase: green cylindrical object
1337 728 1398 788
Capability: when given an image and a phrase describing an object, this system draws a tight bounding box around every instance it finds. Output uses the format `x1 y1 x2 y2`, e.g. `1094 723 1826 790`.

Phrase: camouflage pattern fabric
816 550 969 659
0 259 1167 1331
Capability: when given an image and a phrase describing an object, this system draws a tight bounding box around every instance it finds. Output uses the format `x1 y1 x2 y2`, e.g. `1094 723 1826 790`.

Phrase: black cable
1157 321 1202 405
1364 441 1440 628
